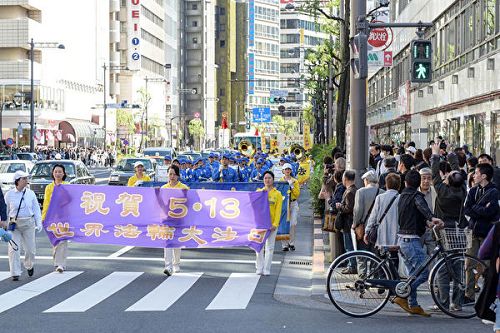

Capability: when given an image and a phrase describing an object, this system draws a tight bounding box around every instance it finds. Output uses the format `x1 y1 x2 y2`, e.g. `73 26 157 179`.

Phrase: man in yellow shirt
256 171 283 276
280 163 300 251
127 161 151 187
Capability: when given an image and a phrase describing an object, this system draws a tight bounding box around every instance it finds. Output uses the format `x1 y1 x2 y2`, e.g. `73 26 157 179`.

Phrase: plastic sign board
128 0 141 71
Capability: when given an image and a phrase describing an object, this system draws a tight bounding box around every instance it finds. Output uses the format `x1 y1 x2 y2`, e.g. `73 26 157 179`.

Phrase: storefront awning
59 120 104 143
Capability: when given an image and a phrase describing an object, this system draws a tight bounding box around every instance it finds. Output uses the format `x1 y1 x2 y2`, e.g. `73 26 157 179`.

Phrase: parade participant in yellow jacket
127 161 151 187
256 170 283 276
161 165 189 276
42 164 69 273
279 163 300 251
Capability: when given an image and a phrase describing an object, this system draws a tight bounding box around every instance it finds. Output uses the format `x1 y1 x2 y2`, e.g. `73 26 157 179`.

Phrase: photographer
4 171 42 281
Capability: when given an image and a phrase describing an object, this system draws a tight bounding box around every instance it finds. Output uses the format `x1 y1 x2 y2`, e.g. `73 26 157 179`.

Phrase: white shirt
5 187 42 225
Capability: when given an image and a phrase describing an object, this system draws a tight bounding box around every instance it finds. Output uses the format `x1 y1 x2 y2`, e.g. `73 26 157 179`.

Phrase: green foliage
272 115 298 135
309 143 336 215
188 118 205 138
116 109 135 133
302 104 315 127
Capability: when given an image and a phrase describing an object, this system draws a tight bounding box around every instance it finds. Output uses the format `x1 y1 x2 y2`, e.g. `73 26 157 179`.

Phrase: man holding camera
4 170 42 281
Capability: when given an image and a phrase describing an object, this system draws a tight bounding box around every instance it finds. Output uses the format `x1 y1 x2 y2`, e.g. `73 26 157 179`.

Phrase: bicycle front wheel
429 253 487 319
326 251 392 318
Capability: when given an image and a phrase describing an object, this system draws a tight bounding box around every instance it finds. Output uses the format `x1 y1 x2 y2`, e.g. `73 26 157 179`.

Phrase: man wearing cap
280 163 300 251
4 170 42 281
164 155 172 167
239 158 252 182
251 158 266 181
212 154 238 182
127 161 151 187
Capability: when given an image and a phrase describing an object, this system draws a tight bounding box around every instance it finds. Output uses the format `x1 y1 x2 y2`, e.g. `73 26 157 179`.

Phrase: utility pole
103 63 107 151
349 0 367 185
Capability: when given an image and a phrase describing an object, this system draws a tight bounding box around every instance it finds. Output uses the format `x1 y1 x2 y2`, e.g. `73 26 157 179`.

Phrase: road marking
126 272 203 312
0 271 83 314
0 272 11 281
44 271 143 313
0 256 281 264
108 246 135 258
206 273 260 310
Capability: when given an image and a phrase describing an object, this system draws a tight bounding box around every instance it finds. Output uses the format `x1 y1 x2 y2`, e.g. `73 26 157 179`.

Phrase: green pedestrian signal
410 39 432 83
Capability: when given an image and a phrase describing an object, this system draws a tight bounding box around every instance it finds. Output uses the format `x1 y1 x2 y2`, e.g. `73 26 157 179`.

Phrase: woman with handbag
41 164 69 273
4 170 42 281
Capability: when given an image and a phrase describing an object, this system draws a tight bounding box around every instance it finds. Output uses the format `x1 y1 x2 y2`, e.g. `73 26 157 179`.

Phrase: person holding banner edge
161 165 189 276
256 171 283 276
280 163 300 251
41 164 69 273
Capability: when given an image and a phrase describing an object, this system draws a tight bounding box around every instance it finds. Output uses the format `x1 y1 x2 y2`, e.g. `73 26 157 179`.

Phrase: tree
116 109 135 134
272 115 298 136
296 0 350 151
137 87 151 151
188 118 205 150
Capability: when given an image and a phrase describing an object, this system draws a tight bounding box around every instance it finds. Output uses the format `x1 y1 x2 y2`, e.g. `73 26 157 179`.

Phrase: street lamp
29 38 65 152
142 77 167 150
169 115 181 149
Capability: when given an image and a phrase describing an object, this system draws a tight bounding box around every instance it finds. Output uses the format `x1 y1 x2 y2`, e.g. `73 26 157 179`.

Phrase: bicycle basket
439 228 472 251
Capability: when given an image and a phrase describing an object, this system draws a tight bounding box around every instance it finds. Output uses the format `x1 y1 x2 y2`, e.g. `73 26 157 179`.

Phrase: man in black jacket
464 163 499 303
478 153 500 193
395 170 443 317
0 189 6 227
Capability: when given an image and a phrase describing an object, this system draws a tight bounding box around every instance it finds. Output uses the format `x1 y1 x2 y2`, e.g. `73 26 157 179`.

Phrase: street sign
367 22 393 51
270 89 288 98
252 107 271 123
383 51 393 67
6 138 13 146
194 112 200 118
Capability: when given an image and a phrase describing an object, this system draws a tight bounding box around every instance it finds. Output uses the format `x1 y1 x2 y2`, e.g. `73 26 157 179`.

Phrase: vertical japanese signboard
248 53 255 95
128 0 141 71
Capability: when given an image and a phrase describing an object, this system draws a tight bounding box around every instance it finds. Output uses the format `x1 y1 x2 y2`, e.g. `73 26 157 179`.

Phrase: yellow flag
297 159 311 185
303 123 312 150
260 130 266 152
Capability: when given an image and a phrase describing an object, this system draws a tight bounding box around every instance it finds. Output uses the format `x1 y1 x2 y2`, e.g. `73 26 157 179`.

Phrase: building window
427 86 433 94
192 37 198 44
467 67 475 78
220 40 226 48
192 21 198 27
220 8 226 15
192 4 198 10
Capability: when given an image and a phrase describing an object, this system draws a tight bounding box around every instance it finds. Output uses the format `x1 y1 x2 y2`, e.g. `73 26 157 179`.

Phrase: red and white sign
194 112 200 118
383 51 393 67
368 21 393 51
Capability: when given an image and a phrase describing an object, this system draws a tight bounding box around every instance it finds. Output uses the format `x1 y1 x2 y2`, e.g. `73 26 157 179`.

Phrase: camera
8 222 16 231
325 164 335 174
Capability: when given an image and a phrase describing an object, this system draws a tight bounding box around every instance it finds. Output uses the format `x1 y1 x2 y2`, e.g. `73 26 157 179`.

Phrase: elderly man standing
352 170 384 275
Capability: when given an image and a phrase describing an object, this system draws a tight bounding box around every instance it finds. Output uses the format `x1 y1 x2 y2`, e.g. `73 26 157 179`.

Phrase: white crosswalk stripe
0 271 263 313
126 272 203 312
0 271 83 314
44 272 143 313
206 273 261 310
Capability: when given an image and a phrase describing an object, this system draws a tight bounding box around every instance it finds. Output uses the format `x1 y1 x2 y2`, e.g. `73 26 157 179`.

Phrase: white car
0 160 35 194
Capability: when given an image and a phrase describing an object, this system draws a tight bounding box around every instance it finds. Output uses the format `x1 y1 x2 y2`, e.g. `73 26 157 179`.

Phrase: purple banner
44 185 272 252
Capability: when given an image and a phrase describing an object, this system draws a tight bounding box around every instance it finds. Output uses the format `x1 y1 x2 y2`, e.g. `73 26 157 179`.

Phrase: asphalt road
0 174 493 333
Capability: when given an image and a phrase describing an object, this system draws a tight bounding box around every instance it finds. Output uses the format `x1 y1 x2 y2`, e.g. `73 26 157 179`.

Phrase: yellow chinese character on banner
47 222 75 239
248 228 268 244
212 226 238 242
114 224 142 238
147 224 176 241
115 192 143 217
80 191 110 215
80 223 109 237
178 226 207 245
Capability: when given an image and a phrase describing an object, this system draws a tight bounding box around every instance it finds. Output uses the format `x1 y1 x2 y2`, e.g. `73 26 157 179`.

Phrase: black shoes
27 267 34 277
12 276 19 281
282 246 289 251
289 245 295 251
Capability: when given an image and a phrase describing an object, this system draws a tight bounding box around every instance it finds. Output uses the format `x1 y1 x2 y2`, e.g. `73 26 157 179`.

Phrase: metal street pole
30 38 34 152
145 77 148 149
103 63 107 151
350 0 367 185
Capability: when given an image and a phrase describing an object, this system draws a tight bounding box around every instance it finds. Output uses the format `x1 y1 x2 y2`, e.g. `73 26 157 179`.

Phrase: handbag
322 213 337 232
8 189 26 231
354 188 380 240
368 193 398 245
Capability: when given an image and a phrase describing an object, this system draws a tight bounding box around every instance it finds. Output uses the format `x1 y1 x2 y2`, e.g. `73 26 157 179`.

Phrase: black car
30 160 95 204
108 158 156 186
16 152 38 161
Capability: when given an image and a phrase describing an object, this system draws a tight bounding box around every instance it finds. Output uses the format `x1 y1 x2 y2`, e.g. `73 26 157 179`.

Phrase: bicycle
326 227 487 318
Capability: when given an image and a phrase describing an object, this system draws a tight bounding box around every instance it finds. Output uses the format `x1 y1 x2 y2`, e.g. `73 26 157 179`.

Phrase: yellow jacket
258 187 283 228
127 174 151 187
161 181 189 189
279 176 300 201
42 181 69 221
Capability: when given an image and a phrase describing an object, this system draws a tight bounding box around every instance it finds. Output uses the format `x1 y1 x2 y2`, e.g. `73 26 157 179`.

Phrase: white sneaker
55 266 64 273
256 270 263 275
173 265 180 273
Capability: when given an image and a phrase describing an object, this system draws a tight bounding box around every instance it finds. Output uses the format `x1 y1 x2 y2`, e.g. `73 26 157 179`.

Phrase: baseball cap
282 163 292 170
13 170 29 181
257 158 264 164
222 153 231 159
407 146 416 154
164 155 172 161
133 161 144 168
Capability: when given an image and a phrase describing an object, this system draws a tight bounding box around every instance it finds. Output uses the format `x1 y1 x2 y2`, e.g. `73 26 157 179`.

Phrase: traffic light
410 39 432 83
269 97 286 104
350 32 368 79
278 105 285 115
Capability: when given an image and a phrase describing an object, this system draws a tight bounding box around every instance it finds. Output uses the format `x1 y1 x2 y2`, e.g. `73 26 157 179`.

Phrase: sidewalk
274 186 446 315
